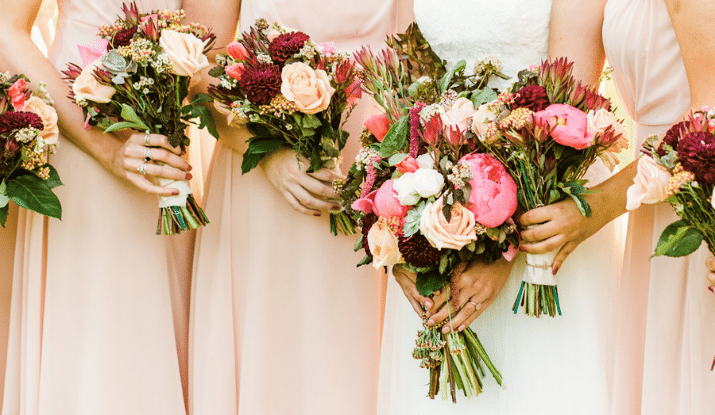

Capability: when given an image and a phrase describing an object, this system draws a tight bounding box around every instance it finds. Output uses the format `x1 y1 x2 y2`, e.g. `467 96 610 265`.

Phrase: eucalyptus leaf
654 220 705 257
357 255 373 267
403 202 426 238
388 153 409 166
471 88 497 108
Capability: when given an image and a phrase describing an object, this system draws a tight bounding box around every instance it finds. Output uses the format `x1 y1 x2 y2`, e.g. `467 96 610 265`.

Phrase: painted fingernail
188 165 193 171
313 212 321 217
426 319 435 327
442 326 451 334
186 173 193 180
173 190 180 195
552 266 559 275
332 204 341 211
519 246 527 251
457 324 466 332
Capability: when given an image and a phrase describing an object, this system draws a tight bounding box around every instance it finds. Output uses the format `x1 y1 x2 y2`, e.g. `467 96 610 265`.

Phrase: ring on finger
144 147 152 162
467 300 482 311
144 130 151 146
138 162 147 175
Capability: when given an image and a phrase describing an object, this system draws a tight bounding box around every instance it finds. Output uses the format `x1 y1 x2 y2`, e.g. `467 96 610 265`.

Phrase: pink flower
365 113 390 142
459 153 518 228
225 63 246 81
422 113 443 145
77 38 109 68
317 42 336 56
626 155 672 210
8 78 27 111
395 156 419 173
281 62 334 114
419 198 477 250
535 104 594 150
351 180 407 218
346 77 362 106
226 41 249 61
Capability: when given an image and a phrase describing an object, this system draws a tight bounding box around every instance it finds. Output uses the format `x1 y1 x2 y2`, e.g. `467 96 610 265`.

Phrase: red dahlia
238 63 282 105
111 26 138 48
657 120 687 157
514 85 549 111
677 131 715 185
0 111 44 134
268 32 310 65
398 234 441 268
360 214 377 258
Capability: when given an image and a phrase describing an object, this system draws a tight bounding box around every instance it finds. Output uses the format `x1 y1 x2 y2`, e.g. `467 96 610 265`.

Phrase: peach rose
367 217 404 268
420 198 477 250
441 97 476 136
587 108 627 139
281 62 335 114
72 58 116 104
626 155 672 210
159 29 210 80
471 103 497 138
23 96 59 145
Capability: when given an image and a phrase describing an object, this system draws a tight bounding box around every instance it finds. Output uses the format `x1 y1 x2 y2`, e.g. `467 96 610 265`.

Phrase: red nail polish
552 266 559 275
519 246 527 251
188 165 193 171
186 173 193 180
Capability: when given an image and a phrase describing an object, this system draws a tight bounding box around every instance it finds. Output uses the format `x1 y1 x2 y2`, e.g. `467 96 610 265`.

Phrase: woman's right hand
259 146 344 216
110 131 192 196
393 265 434 316
707 256 715 293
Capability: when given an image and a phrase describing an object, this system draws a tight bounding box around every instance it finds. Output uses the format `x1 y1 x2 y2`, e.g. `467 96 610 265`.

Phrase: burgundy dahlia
657 120 687 157
268 32 310 65
0 111 44 134
111 26 138 48
677 131 715 185
361 214 377 258
238 63 282 105
514 85 549 111
398 234 441 268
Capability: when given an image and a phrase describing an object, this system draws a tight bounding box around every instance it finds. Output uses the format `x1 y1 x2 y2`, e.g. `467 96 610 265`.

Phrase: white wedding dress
377 1 625 414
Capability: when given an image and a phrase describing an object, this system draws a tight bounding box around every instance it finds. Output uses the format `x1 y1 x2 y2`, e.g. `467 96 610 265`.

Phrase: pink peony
225 63 246 81
365 113 390 142
459 153 518 228
351 180 407 218
77 38 109 68
8 78 27 111
535 104 594 150
226 41 249 61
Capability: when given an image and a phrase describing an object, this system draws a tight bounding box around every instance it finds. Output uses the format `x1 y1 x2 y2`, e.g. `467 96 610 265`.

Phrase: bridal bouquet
477 58 627 317
0 73 61 226
207 19 360 235
339 24 517 402
63 1 217 235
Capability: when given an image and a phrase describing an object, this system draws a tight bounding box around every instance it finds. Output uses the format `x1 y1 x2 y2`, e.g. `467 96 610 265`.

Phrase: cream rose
587 108 627 138
367 217 404 268
23 96 59 145
72 58 116 104
281 62 335 114
626 156 672 210
471 103 497 138
441 97 476 135
420 198 477 250
159 29 210 80
393 168 445 206
416 153 435 169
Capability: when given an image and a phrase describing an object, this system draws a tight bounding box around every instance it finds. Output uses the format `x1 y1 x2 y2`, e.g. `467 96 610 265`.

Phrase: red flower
225 63 246 81
398 233 441 268
226 41 249 61
268 32 310 65
677 131 715 185
657 120 687 157
0 111 44 134
364 113 390 142
514 85 549 111
8 78 27 111
111 26 138 48
238 63 282 105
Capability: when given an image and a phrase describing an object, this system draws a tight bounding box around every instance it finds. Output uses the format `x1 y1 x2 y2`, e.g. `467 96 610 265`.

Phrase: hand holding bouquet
0 73 61 226
477 58 628 317
63 1 217 235
207 19 360 235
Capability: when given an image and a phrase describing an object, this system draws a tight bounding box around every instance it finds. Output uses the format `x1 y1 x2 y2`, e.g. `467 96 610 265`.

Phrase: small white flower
711 186 715 210
416 153 435 169
15 127 39 143
257 54 273 64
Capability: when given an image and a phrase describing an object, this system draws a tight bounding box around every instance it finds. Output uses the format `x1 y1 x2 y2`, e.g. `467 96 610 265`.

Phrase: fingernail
332 205 341 211
173 190 180 195
186 173 193 180
442 326 451 334
519 246 527 251
188 165 193 171
708 286 714 293
425 300 433 309
426 319 435 327
313 212 321 217
457 324 466 332
552 266 559 275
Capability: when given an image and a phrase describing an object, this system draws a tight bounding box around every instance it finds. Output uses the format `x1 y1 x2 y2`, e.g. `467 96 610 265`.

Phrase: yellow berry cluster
259 94 298 117
665 164 695 197
499 107 534 131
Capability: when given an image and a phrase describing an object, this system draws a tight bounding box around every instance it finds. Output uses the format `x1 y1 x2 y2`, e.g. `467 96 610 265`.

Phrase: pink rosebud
317 42 336 56
459 153 518 228
226 41 249 61
8 78 27 111
396 156 419 173
374 180 408 218
78 38 109 68
346 77 362 106
225 63 246 81
535 104 594 150
365 113 391 142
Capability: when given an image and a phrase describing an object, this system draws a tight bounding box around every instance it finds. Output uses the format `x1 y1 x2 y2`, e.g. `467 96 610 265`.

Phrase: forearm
584 159 639 229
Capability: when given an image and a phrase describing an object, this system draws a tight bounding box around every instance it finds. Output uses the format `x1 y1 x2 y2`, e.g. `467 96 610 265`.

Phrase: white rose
159 29 210 81
392 173 421 206
587 108 627 138
412 168 445 198
416 153 435 169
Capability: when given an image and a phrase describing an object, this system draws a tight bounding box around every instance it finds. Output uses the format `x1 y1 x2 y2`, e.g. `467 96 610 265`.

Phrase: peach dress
2 1 193 414
0 204 18 411
188 1 410 414
603 0 715 413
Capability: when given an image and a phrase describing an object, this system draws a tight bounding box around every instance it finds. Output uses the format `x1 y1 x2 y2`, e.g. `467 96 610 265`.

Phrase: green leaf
208 65 225 78
44 165 63 189
183 104 219 139
103 121 146 133
568 193 592 217
403 202 426 238
6 175 61 220
357 255 373 267
0 180 8 208
439 59 466 91
379 115 410 158
119 104 150 131
301 114 322 129
0 204 7 227
470 88 497 108
354 233 364 252
416 268 449 297
240 138 284 174
191 93 214 105
388 153 409 166
654 220 705 257
548 189 562 204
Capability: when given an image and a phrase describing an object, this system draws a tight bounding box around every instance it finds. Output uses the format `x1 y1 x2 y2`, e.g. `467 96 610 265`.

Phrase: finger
520 220 560 243
426 298 457 328
128 174 181 196
521 234 566 255
397 281 429 316
426 289 448 317
131 132 182 155
445 299 483 333
706 256 715 271
280 188 322 217
126 145 191 171
307 167 346 183
457 297 496 332
290 184 338 212
552 241 578 275
298 176 340 204
519 205 555 227
393 268 432 309
124 157 192 181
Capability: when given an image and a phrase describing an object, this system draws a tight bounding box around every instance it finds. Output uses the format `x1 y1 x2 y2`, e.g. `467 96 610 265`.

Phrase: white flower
711 186 715 210
416 153 435 169
393 173 421 205
393 168 445 206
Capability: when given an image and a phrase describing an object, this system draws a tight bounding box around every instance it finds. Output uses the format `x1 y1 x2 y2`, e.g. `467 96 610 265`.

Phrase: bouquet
0 72 61 226
477 58 628 317
63 1 217 235
339 24 518 402
207 19 360 235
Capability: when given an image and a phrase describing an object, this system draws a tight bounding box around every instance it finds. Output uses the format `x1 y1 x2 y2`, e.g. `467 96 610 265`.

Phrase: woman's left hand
426 258 515 333
707 256 715 293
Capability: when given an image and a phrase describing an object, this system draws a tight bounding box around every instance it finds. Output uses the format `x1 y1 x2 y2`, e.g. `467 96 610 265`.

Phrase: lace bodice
414 0 552 90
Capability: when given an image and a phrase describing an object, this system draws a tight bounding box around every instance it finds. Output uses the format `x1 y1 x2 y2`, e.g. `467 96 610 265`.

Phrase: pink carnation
365 113 390 142
535 104 594 150
8 78 27 111
459 153 518 228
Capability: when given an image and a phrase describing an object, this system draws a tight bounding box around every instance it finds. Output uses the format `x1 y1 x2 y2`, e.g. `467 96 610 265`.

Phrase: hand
427 258 514 333
707 256 715 293
519 198 603 274
110 131 192 196
259 146 344 216
392 265 433 316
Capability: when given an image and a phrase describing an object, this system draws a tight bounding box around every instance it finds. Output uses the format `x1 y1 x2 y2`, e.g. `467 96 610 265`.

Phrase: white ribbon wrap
158 178 192 208
524 250 558 286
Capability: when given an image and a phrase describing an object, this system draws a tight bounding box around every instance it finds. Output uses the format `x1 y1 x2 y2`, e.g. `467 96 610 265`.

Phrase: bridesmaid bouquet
63 1 217 235
477 58 627 317
339 25 517 402
206 19 360 235
0 73 61 226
